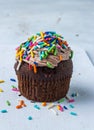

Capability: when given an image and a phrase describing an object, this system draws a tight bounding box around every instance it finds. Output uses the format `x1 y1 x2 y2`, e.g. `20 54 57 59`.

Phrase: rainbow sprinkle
15 31 72 73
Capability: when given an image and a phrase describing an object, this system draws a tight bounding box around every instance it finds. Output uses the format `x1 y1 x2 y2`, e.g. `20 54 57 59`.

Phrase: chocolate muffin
14 31 73 102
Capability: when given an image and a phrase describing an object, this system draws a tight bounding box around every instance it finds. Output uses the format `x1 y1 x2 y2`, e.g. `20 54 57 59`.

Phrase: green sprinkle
48 45 56 53
6 100 11 106
51 39 56 44
40 43 46 48
70 50 73 59
11 85 16 88
47 62 54 68
54 47 57 55
53 33 62 38
58 98 65 103
28 35 34 42
45 51 48 58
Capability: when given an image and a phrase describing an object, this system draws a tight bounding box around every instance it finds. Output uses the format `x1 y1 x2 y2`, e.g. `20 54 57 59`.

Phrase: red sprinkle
68 99 75 103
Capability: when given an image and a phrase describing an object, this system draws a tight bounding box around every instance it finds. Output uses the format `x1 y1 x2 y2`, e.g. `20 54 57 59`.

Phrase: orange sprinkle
19 100 27 107
16 105 22 109
19 100 24 105
42 102 47 106
59 55 63 61
63 41 68 46
33 64 37 74
58 38 63 46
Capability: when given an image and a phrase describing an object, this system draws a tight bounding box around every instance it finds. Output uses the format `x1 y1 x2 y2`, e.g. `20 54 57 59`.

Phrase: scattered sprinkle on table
18 94 22 96
16 105 22 109
6 100 11 106
68 99 75 103
70 112 77 116
0 80 5 83
71 93 78 97
0 88 4 92
57 105 63 112
1 109 8 113
11 85 17 88
10 78 16 82
12 88 19 92
19 100 26 107
42 102 47 106
34 104 40 110
63 106 68 110
69 104 75 108
58 98 65 103
28 116 33 120
48 103 56 109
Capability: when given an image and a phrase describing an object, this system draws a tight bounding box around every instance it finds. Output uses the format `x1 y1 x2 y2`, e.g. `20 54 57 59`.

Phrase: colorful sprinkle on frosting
15 31 72 72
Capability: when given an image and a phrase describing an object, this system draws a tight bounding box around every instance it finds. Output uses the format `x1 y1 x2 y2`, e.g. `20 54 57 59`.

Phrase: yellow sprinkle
57 105 60 110
0 80 5 83
20 49 24 55
40 32 44 39
0 88 4 92
16 49 24 58
31 51 34 58
20 55 23 62
33 64 37 74
34 35 37 40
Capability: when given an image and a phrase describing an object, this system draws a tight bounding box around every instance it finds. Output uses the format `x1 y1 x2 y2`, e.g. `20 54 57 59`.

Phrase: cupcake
14 31 73 102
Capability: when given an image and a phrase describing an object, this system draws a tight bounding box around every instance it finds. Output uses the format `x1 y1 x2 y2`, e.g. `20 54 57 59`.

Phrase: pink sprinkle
12 88 19 92
15 46 20 50
57 45 61 49
68 99 75 103
30 41 33 46
26 56 30 60
60 106 64 112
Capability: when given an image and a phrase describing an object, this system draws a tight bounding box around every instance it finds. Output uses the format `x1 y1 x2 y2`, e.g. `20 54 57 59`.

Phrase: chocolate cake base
14 59 73 102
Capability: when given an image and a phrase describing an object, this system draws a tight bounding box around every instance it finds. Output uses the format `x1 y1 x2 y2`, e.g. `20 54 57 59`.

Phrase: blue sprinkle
63 106 68 110
44 35 51 39
70 112 77 116
10 78 16 82
25 41 30 48
1 109 8 113
28 116 32 120
45 31 56 35
34 105 40 110
34 62 38 66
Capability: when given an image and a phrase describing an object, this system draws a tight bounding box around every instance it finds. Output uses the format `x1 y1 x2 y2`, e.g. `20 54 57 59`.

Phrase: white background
0 0 94 130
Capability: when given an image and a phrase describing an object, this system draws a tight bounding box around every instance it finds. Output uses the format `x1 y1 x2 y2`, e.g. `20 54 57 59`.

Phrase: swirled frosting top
15 31 73 71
